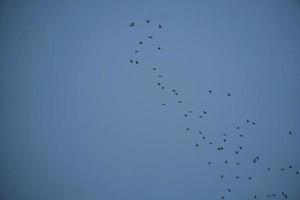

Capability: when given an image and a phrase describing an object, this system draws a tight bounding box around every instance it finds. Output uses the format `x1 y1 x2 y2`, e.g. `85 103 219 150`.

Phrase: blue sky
1 0 300 199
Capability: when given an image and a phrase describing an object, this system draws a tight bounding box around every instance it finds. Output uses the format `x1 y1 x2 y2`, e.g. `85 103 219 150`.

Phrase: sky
1 0 300 199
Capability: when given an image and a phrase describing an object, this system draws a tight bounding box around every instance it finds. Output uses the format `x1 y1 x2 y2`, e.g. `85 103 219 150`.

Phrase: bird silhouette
129 22 134 27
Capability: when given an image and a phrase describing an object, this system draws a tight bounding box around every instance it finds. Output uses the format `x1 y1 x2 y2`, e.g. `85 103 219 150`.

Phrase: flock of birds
127 19 299 199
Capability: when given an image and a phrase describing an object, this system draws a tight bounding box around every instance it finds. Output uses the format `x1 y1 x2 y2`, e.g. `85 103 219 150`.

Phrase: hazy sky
1 0 300 199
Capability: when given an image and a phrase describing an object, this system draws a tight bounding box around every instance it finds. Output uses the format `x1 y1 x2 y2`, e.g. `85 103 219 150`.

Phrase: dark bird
223 139 226 142
159 24 162 28
195 144 199 147
139 41 143 44
289 165 292 169
236 176 240 179
158 75 162 78
161 86 165 89
289 131 292 135
236 162 240 165
209 142 213 144
134 50 138 53
254 195 257 199
239 134 244 137
220 174 224 179
209 90 212 93
130 59 133 63
135 61 139 64
221 196 225 199
202 136 206 139
146 19 150 23
203 110 207 114
148 35 152 39
208 161 212 165
239 146 243 150
248 177 252 180
189 110 193 113
227 189 231 192
172 89 176 92
199 115 202 118
252 122 256 125
157 47 161 50
246 119 250 123
225 160 228 164
281 168 285 171
296 171 299 174
235 151 239 154
184 114 187 117
157 82 161 86
186 128 190 131
267 168 271 171
227 93 231 96
178 100 182 103
162 103 166 106
129 22 135 27
153 67 156 70
236 126 240 130
175 92 178 95
198 131 202 134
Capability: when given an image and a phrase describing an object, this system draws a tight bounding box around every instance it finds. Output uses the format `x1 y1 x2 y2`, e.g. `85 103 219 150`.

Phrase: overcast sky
1 0 300 199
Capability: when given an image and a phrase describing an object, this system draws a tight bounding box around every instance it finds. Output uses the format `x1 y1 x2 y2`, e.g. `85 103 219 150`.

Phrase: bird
221 196 225 199
202 136 206 139
203 110 207 114
189 110 193 113
157 47 161 50
246 119 250 123
172 89 176 92
199 115 202 118
289 131 292 135
236 162 240 165
235 151 239 154
225 160 228 164
159 24 162 28
135 61 139 64
195 144 199 147
148 35 152 39
254 195 257 199
158 75 162 78
175 92 178 95
161 86 165 89
281 168 285 171
227 189 231 192
198 131 202 134
208 162 212 165
220 174 224 179
248 177 252 180
239 146 243 150
129 22 134 27
236 176 240 179
178 100 182 103
184 114 187 117
267 168 271 171
209 90 212 93
153 67 157 70
139 41 143 44
252 122 256 125
236 126 240 130
162 103 166 106
223 139 226 142
130 59 133 63
239 134 244 137
134 50 138 53
227 93 231 96
296 171 299 174
146 19 150 23
157 82 161 86
289 165 292 169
